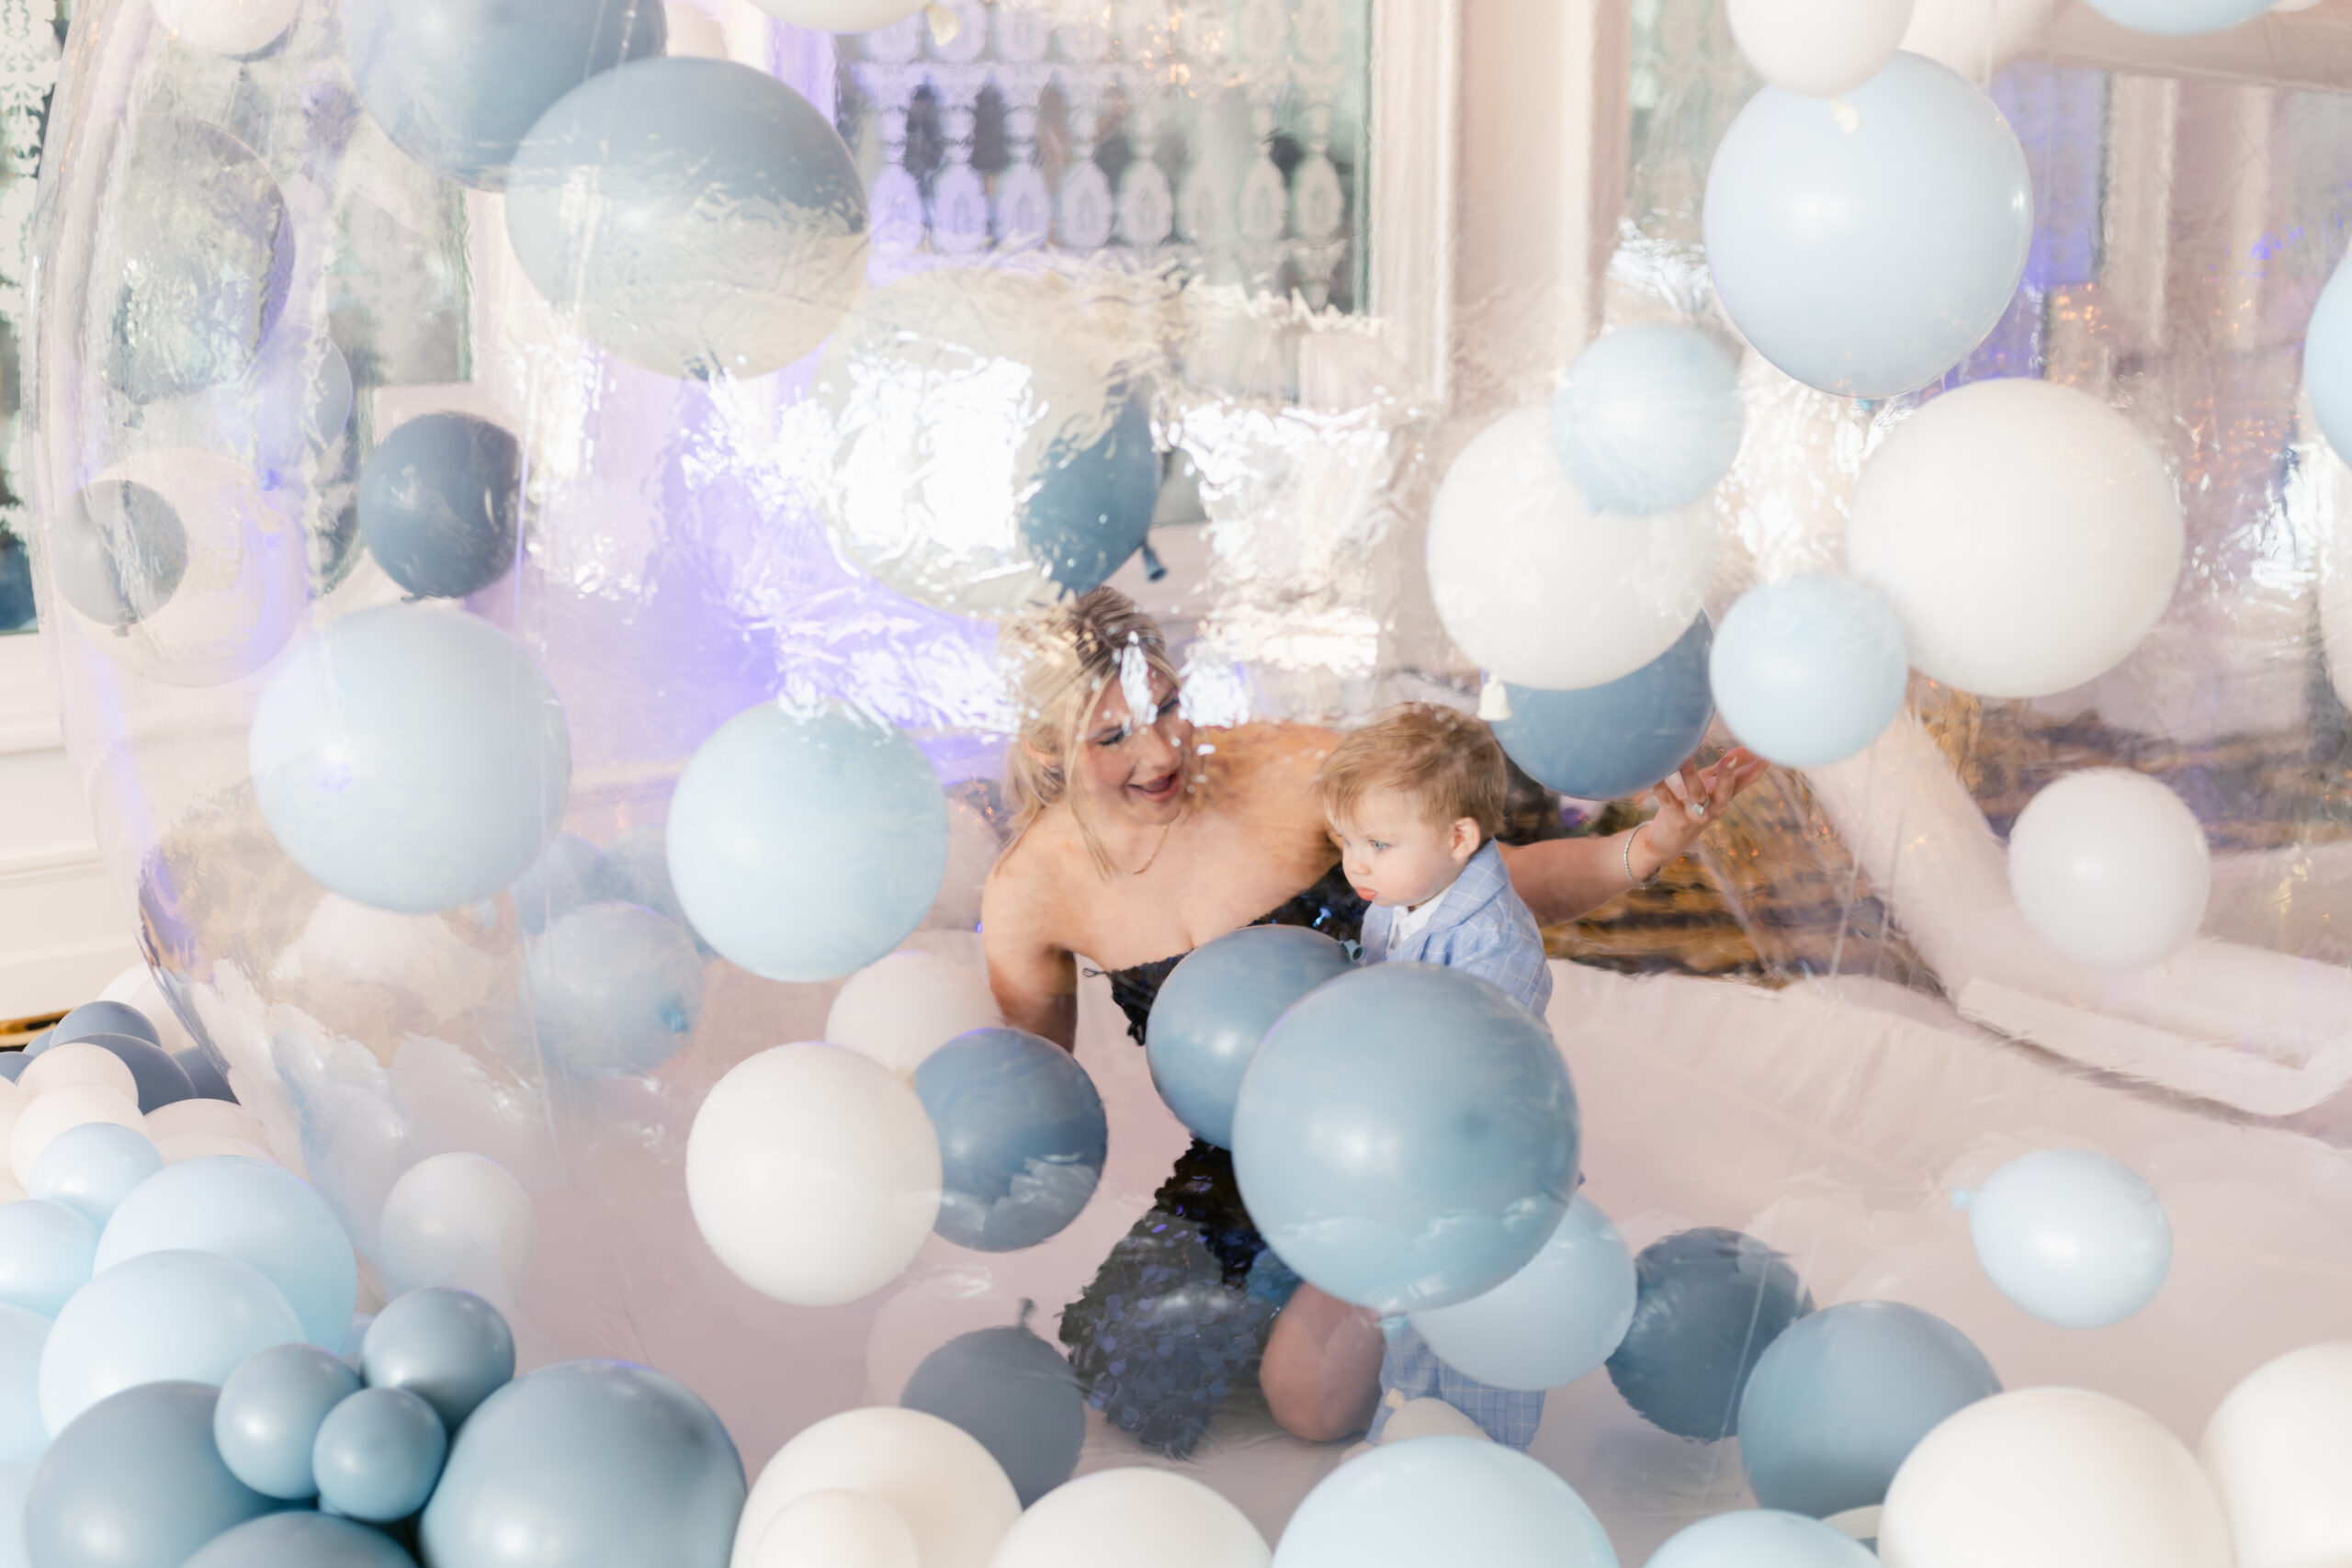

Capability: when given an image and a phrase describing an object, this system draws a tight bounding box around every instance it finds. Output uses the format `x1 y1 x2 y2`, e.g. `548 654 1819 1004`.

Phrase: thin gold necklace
1120 816 1181 877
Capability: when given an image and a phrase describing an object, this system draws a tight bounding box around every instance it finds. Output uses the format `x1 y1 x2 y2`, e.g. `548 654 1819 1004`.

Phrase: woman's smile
1131 767 1182 805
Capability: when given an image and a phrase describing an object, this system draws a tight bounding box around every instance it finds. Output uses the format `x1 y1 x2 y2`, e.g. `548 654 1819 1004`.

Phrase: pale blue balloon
526 902 706 1076
184 1511 419 1568
509 831 625 936
1272 1437 1616 1568
1704 52 2031 399
249 604 571 914
667 703 948 983
0 1461 29 1568
96 1156 356 1348
1552 325 1742 514
25 1382 277 1568
30 1123 163 1228
1646 1511 1878 1568
0 1201 96 1317
0 1306 49 1463
313 1385 447 1523
1966 1149 2171 1329
2082 0 2269 34
2306 252 2352 468
1709 574 1907 769
360 1289 515 1431
1147 925 1354 1149
215 1343 364 1499
1408 1196 1635 1393
39 1250 304 1436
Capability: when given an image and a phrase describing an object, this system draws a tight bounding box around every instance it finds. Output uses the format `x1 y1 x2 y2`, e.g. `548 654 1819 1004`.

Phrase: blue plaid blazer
1359 840 1553 1018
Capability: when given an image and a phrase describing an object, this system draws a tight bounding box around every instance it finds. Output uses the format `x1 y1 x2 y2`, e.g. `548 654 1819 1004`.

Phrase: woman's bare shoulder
1204 720 1342 787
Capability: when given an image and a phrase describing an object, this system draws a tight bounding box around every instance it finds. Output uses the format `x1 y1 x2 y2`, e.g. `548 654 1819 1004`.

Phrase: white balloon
1427 406 1719 691
734 1408 1019 1568
1846 379 2181 699
377 1153 535 1303
751 1489 920 1568
10 1087 144 1190
1727 0 1917 96
153 1132 275 1167
148 0 300 54
663 3 732 57
688 1045 941 1308
1900 0 2058 74
747 0 930 28
989 1469 1269 1568
1408 1196 1636 1391
144 1100 268 1148
0 1083 21 1170
2202 1342 2352 1568
2082 0 2270 34
2007 770 2210 971
97 965 198 1059
18 1044 139 1108
827 950 1005 1078
1879 1388 2232 1568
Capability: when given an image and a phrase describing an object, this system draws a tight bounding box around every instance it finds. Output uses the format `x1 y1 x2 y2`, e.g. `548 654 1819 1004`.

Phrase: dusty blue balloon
2307 253 2352 468
0 1055 27 1081
2082 0 2268 33
1272 1437 1615 1568
216 1343 365 1499
25 1383 277 1568
184 1510 418 1568
899 1321 1084 1507
1147 925 1353 1150
913 1028 1106 1252
96 1156 356 1348
66 1032 196 1112
509 831 624 936
1704 52 2031 399
0 1200 96 1317
1646 1511 1879 1568
29 1122 164 1228
526 902 706 1077
1738 1301 1998 1518
358 414 523 601
1492 613 1713 800
175 1046 239 1103
1710 574 1907 769
1965 1149 2172 1329
0 1306 48 1462
1607 1228 1813 1441
314 1385 447 1523
40 1250 305 1436
1408 1195 1636 1392
338 0 664 188
360 1289 515 1430
1233 964 1579 1314
1022 392 1159 593
420 1359 744 1568
51 1000 161 1051
1552 325 1743 514
667 702 948 983
249 604 571 914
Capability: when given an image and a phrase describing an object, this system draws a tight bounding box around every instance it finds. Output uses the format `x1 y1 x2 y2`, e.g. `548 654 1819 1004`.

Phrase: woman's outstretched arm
1499 749 1769 926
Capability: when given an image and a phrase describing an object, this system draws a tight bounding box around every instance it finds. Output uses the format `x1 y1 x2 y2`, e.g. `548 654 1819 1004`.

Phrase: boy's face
1329 787 1482 909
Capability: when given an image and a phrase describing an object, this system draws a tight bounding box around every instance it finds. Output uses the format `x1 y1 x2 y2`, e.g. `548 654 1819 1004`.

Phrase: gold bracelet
1623 824 1660 887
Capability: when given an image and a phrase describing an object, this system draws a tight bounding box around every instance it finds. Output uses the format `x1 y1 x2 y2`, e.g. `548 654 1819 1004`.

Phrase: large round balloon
1649 1510 1880 1568
2308 251 2352 468
50 1001 161 1051
2200 1341 2352 1568
667 703 948 984
249 604 572 914
1146 925 1353 1150
360 1287 517 1430
526 903 707 1076
826 949 1005 1079
1427 405 1719 691
1710 574 1908 769
899 1323 1085 1509
1408 1195 1636 1392
1704 52 2031 398
96 1155 356 1348
1606 1227 1813 1441
183 1511 421 1568
24 1382 277 1568
1737 1301 2001 1518
1965 1148 2172 1329
744 1490 919 1568
29 1122 163 1228
991 1469 1270 1568
913 1028 1106 1252
48 475 187 630
377 1153 537 1303
1232 964 1580 1314
357 413 523 600
8 1089 144 1193
1846 378 2182 698
214 1342 364 1500
40 1249 306 1435
422 1360 743 1568
1552 324 1744 515
0 1199 97 1317
1726 0 1917 96
0 1306 48 1463
2007 770 2211 971
733 1407 1019 1568
1271 1437 1616 1568
505 58 867 379
2082 0 2269 33
1490 612 1714 800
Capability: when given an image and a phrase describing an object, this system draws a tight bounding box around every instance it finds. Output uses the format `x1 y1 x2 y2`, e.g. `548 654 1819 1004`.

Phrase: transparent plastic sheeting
19 0 2352 1560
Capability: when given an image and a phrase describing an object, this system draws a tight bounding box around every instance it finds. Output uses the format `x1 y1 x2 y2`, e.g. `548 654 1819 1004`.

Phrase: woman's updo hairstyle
1001 587 1183 863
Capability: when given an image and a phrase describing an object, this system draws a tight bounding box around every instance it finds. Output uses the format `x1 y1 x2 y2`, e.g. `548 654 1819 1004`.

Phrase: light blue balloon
1704 52 2031 399
314 1385 447 1523
914 1028 1107 1252
1021 392 1160 594
420 1360 745 1568
1233 964 1579 1314
2307 252 2352 468
0 1306 49 1463
1646 1511 1879 1568
509 831 624 936
1408 1195 1635 1393
0 1201 96 1317
1737 1301 2000 1517
50 1001 160 1051
215 1343 365 1499
96 1156 356 1348
39 1250 305 1437
1272 1437 1616 1568
1966 1149 2172 1329
1147 925 1354 1149
25 1382 278 1568
184 1510 419 1568
1552 325 1743 514
1709 574 1907 769
526 902 706 1076
250 605 570 914
29 1123 164 1229
2082 0 2269 34
360 1289 515 1430
1491 612 1713 800
0 1461 29 1568
667 703 948 983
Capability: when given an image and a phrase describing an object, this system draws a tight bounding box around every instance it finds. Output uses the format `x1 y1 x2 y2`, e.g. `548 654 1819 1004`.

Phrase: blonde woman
984 588 1761 1456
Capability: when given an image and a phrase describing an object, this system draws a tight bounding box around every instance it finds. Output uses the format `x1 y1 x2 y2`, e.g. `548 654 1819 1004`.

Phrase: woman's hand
1639 748 1769 865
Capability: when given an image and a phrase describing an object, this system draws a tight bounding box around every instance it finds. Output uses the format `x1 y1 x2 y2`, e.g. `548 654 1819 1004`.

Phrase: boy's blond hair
1316 703 1509 840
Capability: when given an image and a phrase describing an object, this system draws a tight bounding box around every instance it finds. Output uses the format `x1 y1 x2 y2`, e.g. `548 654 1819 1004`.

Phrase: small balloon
1146 925 1353 1150
1648 1510 1881 1568
1727 0 1916 96
96 1156 356 1348
314 1385 447 1523
1271 1438 1616 1568
51 1001 161 1052
183 1510 421 1568
1408 1195 1636 1393
28 1122 162 1228
47 479 187 630
377 1154 535 1303
826 949 1005 1079
526 902 705 1077
1966 1149 2172 1329
360 1288 516 1430
1491 612 1713 800
40 1250 305 1437
8 1089 144 1193
2007 770 2211 971
1606 1227 1814 1441
990 1468 1270 1568
733 1407 1018 1568
1551 324 1743 515
358 413 523 601
215 1342 365 1499
899 1322 1084 1507
1709 574 1908 769
62 1034 195 1113
1018 392 1160 596
0 1200 97 1317
24 1382 277 1568
17 1044 138 1108
914 1028 1105 1253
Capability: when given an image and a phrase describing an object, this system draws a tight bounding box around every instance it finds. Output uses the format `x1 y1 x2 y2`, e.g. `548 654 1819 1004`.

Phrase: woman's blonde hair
1001 586 1184 871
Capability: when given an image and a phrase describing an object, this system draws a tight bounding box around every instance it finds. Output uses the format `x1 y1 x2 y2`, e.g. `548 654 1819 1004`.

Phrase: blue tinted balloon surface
1703 52 2031 399
68 1033 195 1112
1709 574 1907 769
509 832 624 936
0 1055 26 1081
0 1306 48 1463
216 1343 365 1500
667 703 948 983
0 1200 96 1317
39 1249 304 1436
914 1029 1106 1252
2081 0 2270 33
1738 1301 2000 1517
184 1510 419 1568
2308 252 2352 468
1492 612 1713 799
1646 1510 1880 1568
1022 393 1159 593
899 1323 1084 1507
96 1156 356 1348
1606 1227 1813 1441
175 1046 238 1103
360 1289 515 1430
1552 325 1743 515
338 0 664 187
313 1385 447 1523
51 1001 159 1051
358 414 522 601
1966 1148 2172 1329
249 605 571 914
1147 925 1353 1149
1234 964 1580 1314
29 1122 163 1228
50 479 187 630
1272 1437 1616 1568
1408 1195 1636 1392
420 1359 744 1568
526 903 706 1077
25 1383 277 1568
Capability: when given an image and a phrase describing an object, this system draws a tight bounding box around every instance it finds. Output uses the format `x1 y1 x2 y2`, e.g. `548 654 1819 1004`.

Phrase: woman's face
1070 671 1194 826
